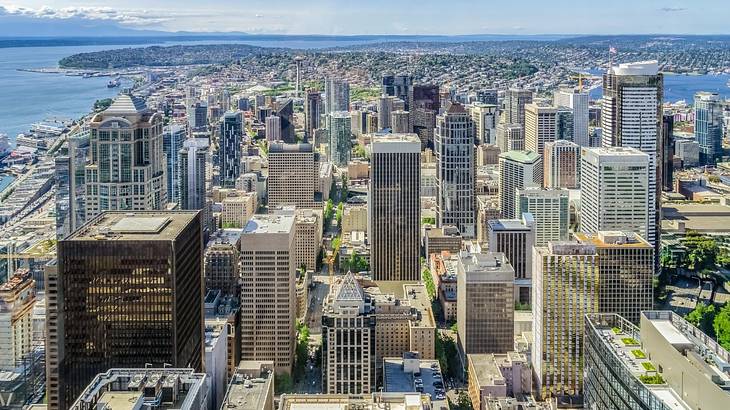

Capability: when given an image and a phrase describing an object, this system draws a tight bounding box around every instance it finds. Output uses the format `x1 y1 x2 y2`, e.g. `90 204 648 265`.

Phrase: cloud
0 5 175 26
255 14 264 18
659 7 687 13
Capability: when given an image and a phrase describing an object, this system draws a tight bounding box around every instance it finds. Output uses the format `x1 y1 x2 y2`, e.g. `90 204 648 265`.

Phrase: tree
347 252 369 273
335 202 344 227
686 303 717 336
422 267 436 300
323 199 334 225
714 303 730 351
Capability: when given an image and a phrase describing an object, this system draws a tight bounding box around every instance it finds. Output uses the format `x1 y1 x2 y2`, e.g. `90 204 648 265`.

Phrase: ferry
107 77 121 88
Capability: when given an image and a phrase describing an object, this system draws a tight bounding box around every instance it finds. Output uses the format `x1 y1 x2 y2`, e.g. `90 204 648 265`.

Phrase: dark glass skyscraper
220 111 243 187
50 211 204 409
694 91 723 165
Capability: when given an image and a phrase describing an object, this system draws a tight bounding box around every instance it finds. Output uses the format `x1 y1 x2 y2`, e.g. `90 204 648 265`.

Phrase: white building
498 150 542 219
516 187 569 246
580 147 650 242
470 103 499 145
554 88 589 146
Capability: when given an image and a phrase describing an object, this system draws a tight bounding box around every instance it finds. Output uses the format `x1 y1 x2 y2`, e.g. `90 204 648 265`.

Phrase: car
414 378 423 384
435 393 446 400
415 386 424 392
414 371 421 377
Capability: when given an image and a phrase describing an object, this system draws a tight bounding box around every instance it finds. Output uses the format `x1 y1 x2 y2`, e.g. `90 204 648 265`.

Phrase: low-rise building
220 361 275 410
342 205 368 234
467 353 532 410
383 353 447 408
429 251 459 322
278 393 433 409
69 368 209 410
424 225 462 258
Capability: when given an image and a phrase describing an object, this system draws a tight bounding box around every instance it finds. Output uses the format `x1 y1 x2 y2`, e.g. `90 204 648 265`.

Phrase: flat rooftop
96 391 142 409
220 370 273 410
384 358 447 408
487 219 530 231
574 231 652 248
243 214 294 235
66 211 199 241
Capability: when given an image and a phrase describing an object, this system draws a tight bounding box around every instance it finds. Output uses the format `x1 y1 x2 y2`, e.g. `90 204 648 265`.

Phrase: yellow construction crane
570 73 585 92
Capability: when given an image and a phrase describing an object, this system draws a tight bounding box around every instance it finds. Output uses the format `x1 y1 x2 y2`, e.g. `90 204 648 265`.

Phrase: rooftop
66 211 199 242
574 231 652 249
104 93 149 115
610 60 659 76
383 357 447 408
220 361 274 410
243 214 294 235
458 251 514 283
498 150 540 164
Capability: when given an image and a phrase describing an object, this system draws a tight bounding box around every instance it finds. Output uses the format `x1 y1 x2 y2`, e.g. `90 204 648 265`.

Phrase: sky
0 0 729 36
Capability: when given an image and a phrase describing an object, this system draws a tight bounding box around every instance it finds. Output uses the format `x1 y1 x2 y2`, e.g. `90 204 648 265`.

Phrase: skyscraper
575 231 654 323
327 111 352 167
325 78 350 114
55 128 89 239
0 270 36 369
220 111 243 188
487 214 536 304
524 102 557 157
412 84 440 148
85 94 167 219
476 89 498 105
51 211 204 408
470 103 499 145
304 89 322 141
377 95 394 131
179 138 208 211
498 150 542 219
267 143 321 210
694 91 723 165
580 147 650 244
436 102 477 238
661 113 675 191
555 106 574 142
369 134 421 281
601 60 662 247
188 101 208 131
456 251 515 359
382 74 413 110
543 140 581 189
275 98 296 143
516 187 569 246
266 115 282 141
163 123 187 205
553 88 589 146
533 241 599 400
240 214 296 374
503 89 534 131
390 110 410 133
496 123 524 153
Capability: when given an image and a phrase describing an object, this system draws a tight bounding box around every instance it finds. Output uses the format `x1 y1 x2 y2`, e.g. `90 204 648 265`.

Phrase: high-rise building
382 74 413 110
55 128 89 239
240 214 296 374
555 106 574 141
391 110 410 133
325 78 350 114
601 60 662 248
322 272 374 394
0 271 36 369
50 211 204 408
543 140 581 189
163 123 186 205
188 101 208 131
204 229 241 296
275 98 296 143
476 89 498 105
694 91 723 165
412 84 440 148
179 138 209 211
220 111 243 188
661 113 675 191
533 241 599 400
580 147 650 243
498 150 542 219
435 102 476 238
503 89 534 131
516 187 569 246
369 134 421 281
267 143 321 210
487 214 536 304
524 102 557 156
265 115 282 141
457 251 514 359
553 88 589 146
85 94 167 219
575 231 654 323
327 111 352 167
377 95 395 131
496 123 524 153
304 89 322 141
585 311 730 410
470 103 499 145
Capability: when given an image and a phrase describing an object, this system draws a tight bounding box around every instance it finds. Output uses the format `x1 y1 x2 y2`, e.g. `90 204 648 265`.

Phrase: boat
107 77 121 88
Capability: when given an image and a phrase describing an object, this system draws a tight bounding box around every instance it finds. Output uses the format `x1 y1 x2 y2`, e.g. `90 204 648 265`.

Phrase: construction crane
326 237 343 285
570 72 585 92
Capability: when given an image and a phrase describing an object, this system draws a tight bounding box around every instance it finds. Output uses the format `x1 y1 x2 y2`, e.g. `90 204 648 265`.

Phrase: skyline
1 1 730 36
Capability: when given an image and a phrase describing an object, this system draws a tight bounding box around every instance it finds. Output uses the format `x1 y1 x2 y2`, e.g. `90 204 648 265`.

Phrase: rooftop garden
642 362 657 372
639 374 665 385
622 337 640 346
631 349 646 359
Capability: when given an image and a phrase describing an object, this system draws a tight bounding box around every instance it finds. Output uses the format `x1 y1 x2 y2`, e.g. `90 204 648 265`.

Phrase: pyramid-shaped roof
335 271 364 302
105 93 149 115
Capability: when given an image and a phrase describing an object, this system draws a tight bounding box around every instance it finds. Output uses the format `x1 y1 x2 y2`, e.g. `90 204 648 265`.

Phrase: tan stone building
220 191 257 228
240 214 296 374
342 205 368 235
0 270 36 369
204 228 241 295
468 352 532 410
268 142 322 210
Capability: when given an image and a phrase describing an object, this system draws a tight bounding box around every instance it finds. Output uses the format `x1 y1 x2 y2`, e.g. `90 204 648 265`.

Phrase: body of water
588 71 730 103
2 41 730 143
0 175 15 193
